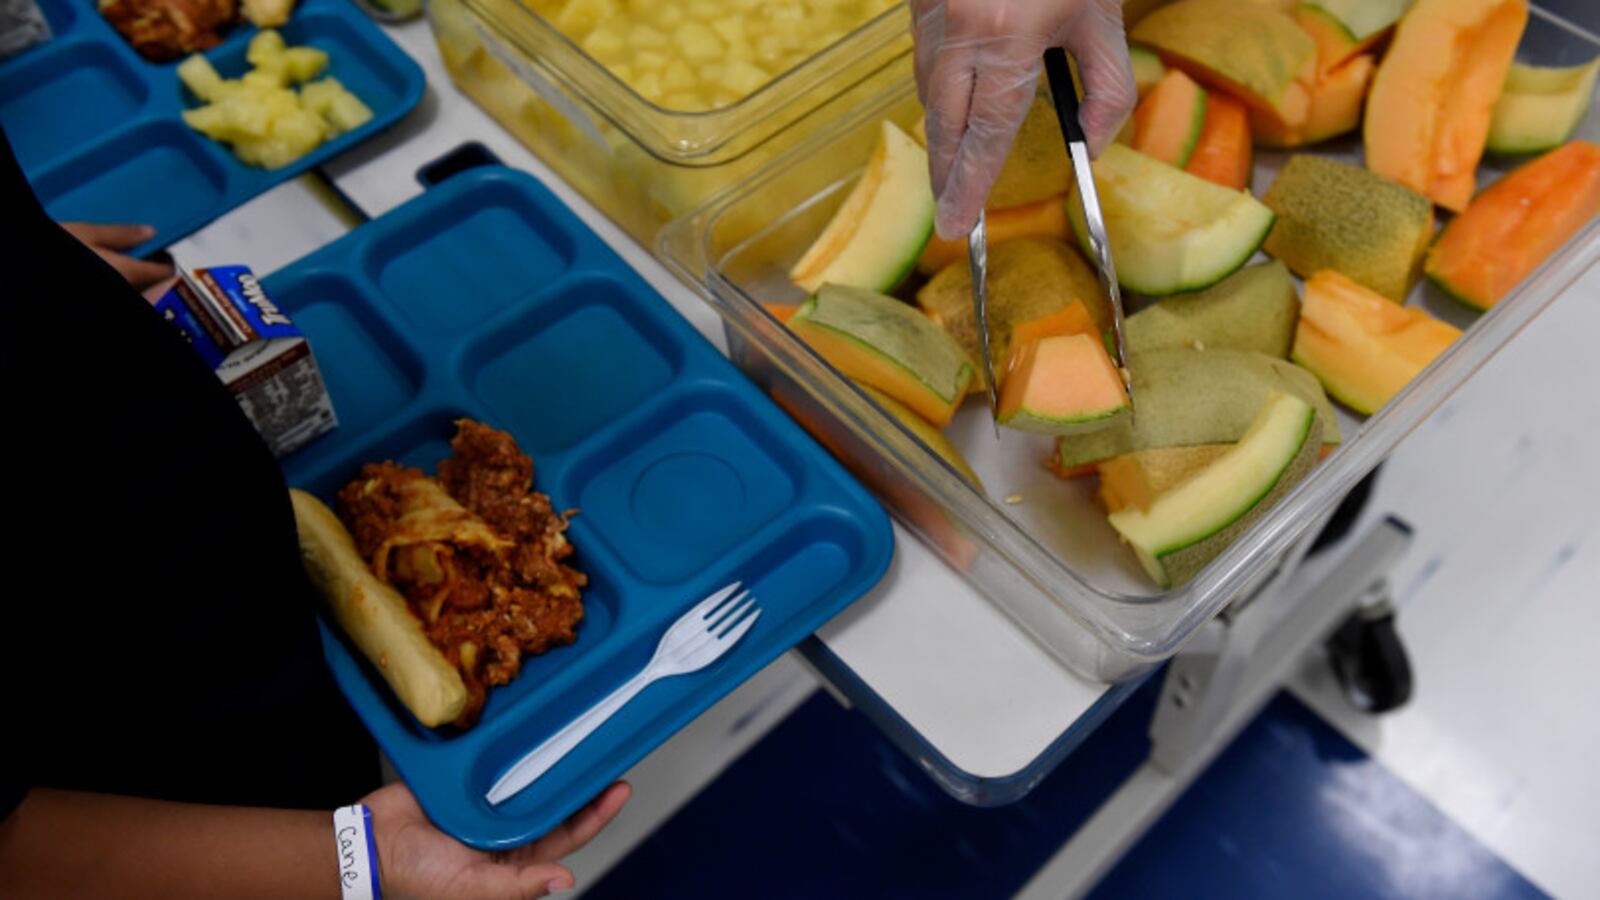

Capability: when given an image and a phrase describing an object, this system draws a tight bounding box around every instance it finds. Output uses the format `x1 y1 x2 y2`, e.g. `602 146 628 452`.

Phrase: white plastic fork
485 582 762 805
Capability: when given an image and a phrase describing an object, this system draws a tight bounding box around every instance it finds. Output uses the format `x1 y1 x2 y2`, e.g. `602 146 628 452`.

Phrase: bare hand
60 222 175 290
912 0 1137 239
363 780 631 899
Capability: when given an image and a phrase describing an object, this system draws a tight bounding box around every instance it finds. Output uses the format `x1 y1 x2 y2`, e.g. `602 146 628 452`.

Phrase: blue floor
587 680 1545 900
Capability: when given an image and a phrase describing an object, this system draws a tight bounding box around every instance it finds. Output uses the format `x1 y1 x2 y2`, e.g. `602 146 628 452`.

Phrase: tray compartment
561 384 804 586
35 119 226 227
269 270 427 434
0 41 148 169
366 200 576 337
463 275 684 454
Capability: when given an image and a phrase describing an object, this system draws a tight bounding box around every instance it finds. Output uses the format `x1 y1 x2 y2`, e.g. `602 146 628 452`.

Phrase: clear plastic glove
912 0 1137 239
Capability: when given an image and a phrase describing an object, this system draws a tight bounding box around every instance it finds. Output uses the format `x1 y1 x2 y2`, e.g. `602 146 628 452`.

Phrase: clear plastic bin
660 6 1600 682
426 0 912 245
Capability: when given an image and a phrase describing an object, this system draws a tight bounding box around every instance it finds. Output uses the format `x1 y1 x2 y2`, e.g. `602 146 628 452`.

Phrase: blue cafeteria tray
270 167 895 850
0 0 423 258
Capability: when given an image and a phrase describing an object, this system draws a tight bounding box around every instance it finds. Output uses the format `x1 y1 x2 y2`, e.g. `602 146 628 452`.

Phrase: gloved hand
912 0 1137 239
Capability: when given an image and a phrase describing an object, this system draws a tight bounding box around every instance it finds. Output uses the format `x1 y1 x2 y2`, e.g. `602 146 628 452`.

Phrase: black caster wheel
1326 589 1413 714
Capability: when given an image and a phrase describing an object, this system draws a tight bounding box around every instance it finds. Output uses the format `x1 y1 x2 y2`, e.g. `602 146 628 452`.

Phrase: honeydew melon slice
1054 347 1340 470
1296 0 1410 68
1126 261 1299 358
788 284 973 428
1487 60 1600 156
790 120 934 294
1097 444 1235 514
1067 144 1276 296
1131 0 1317 125
1109 390 1322 588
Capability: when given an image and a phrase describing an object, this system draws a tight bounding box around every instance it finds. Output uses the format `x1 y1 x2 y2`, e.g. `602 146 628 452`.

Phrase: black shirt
0 126 378 816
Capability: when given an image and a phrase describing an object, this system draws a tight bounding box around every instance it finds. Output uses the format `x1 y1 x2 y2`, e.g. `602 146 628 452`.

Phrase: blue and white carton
155 265 337 456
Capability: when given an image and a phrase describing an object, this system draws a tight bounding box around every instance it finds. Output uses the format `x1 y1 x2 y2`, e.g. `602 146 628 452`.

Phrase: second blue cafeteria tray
271 167 894 850
0 0 423 258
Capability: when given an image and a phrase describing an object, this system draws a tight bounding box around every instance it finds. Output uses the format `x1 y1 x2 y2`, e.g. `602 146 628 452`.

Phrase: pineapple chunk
181 105 235 141
674 21 723 62
633 50 668 73
246 30 287 68
555 0 614 34
242 0 293 27
300 77 372 135
323 89 373 135
177 54 228 102
580 25 626 63
662 59 695 92
627 23 667 50
719 59 768 97
242 66 289 90
282 46 329 83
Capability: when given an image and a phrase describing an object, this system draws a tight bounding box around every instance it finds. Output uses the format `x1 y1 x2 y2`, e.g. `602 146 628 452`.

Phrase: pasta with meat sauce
335 420 585 727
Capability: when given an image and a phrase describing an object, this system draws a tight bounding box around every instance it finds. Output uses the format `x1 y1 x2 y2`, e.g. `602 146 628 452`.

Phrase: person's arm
0 788 340 899
0 781 629 900
58 222 174 291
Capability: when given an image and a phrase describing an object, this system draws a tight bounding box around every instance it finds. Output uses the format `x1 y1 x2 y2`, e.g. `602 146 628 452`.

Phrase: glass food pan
426 0 912 246
660 6 1600 682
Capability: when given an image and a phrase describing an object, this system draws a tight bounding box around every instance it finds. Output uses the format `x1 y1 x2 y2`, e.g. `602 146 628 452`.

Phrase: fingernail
546 877 575 893
137 226 156 239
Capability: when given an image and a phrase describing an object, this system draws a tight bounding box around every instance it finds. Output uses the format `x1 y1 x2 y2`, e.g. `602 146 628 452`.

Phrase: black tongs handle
1042 47 1087 146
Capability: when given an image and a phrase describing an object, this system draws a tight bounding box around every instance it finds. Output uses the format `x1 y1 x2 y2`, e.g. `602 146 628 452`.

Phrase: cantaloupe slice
1183 93 1253 189
997 334 1131 435
1126 261 1299 358
769 380 979 571
1426 141 1600 310
1097 444 1234 513
1109 391 1322 588
915 195 1071 275
1067 144 1277 296
790 120 935 293
1292 270 1461 414
764 303 798 325
1252 53 1374 147
1296 0 1408 69
1055 347 1341 470
1487 60 1600 156
1005 303 1099 371
788 284 972 427
1133 69 1209 167
856 383 981 487
916 237 1109 390
1363 0 1528 212
1263 154 1434 301
1132 46 1168 96
1132 0 1317 127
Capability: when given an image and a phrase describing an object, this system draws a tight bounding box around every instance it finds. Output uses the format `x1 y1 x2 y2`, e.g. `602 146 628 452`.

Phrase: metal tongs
968 49 1133 436
1044 47 1131 399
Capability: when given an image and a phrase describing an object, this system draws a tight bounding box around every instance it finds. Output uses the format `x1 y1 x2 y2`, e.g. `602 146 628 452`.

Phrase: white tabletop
179 15 1114 786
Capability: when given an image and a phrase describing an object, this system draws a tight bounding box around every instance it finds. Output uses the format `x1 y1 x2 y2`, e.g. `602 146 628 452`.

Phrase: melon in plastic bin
1067 144 1275 296
790 120 935 294
1109 390 1322 588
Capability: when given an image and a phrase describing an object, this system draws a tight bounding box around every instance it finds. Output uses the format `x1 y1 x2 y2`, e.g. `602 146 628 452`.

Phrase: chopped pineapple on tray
178 30 373 170
522 0 900 112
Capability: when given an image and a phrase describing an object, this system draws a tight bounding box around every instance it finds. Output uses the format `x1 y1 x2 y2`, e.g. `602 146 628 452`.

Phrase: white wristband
333 804 382 900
